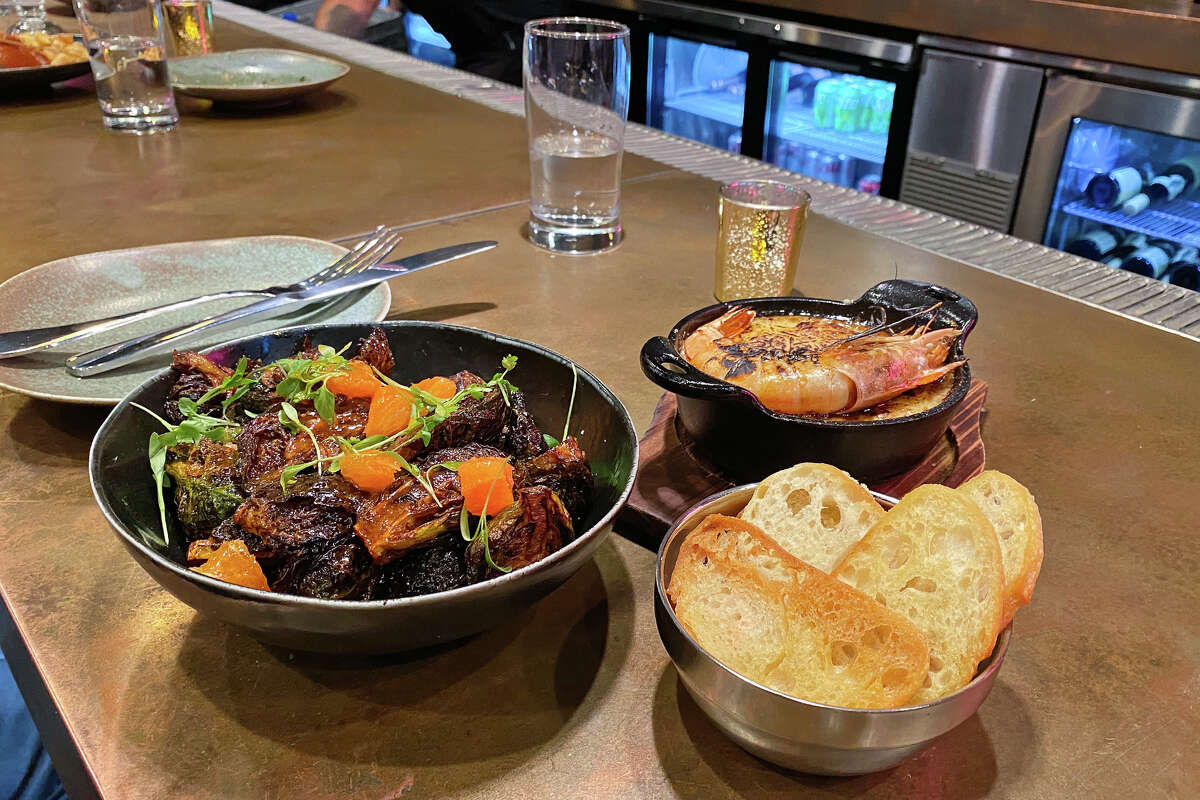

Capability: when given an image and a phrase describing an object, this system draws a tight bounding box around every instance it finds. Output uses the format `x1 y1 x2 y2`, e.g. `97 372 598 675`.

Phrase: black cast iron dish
640 280 977 483
90 322 638 654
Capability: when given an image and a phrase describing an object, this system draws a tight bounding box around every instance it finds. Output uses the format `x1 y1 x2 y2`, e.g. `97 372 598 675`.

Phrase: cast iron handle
640 336 745 401
860 279 979 339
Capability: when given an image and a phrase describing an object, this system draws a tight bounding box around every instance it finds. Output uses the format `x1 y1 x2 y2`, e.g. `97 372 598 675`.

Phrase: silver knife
66 240 497 377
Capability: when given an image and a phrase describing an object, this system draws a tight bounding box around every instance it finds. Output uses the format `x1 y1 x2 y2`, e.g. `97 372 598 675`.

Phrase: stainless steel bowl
655 484 1010 775
90 322 638 654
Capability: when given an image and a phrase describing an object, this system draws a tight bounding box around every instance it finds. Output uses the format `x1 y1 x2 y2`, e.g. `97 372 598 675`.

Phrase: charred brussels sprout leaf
165 462 244 537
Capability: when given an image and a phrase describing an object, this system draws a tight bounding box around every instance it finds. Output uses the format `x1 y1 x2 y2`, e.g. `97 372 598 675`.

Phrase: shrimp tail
710 307 755 338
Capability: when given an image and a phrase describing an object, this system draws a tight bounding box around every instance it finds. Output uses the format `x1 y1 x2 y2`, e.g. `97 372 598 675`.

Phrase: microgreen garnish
271 344 353 425
194 357 257 415
543 361 579 449
278 402 323 475
458 473 511 574
490 354 519 407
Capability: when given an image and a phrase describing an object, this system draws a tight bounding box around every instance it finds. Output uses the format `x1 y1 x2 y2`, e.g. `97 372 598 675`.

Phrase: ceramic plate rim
0 235 390 406
168 48 351 91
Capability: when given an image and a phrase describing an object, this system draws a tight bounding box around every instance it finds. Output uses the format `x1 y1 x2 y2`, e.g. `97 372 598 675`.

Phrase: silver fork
0 225 401 359
65 227 405 376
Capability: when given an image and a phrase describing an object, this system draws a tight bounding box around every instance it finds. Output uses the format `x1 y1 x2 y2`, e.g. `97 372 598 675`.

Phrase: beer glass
74 0 178 133
162 0 214 57
714 180 811 301
523 18 630 254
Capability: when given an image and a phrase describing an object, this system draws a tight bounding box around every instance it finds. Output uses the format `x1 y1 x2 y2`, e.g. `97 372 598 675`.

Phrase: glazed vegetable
140 328 595 601
164 450 243 537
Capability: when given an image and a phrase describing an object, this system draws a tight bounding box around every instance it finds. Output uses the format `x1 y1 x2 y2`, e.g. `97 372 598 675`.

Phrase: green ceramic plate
0 236 390 404
169 48 350 105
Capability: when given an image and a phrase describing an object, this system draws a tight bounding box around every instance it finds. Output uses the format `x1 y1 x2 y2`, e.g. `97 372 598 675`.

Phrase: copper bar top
0 18 666 280
589 0 1200 78
1 13 1198 800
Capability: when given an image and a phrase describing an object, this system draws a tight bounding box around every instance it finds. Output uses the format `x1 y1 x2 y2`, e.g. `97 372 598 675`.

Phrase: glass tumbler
523 17 630 254
7 0 63 34
73 0 178 134
714 180 811 301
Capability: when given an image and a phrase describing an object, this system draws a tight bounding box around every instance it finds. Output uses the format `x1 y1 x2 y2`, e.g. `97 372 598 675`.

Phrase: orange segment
458 457 515 516
365 386 414 437
415 376 457 400
326 360 383 399
191 540 270 591
339 448 401 492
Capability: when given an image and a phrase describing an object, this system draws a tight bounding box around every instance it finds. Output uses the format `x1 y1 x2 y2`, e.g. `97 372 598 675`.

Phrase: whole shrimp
680 307 964 415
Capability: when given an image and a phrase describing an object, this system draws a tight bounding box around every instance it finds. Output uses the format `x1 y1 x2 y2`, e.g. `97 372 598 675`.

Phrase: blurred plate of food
0 236 390 405
168 47 349 105
0 32 90 90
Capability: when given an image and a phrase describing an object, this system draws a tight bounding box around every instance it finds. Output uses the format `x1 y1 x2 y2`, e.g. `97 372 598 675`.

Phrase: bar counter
1 9 1198 800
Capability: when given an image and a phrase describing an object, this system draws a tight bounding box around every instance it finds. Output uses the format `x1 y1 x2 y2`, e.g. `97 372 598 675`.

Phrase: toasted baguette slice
832 485 1004 703
738 463 885 572
668 515 929 709
958 471 1043 626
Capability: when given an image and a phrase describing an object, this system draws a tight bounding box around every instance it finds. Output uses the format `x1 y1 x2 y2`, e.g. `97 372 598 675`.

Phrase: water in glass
529 130 622 231
523 18 630 253
88 35 176 131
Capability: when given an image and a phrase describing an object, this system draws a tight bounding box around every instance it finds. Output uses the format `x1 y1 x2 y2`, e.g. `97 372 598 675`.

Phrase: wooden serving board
614 379 988 549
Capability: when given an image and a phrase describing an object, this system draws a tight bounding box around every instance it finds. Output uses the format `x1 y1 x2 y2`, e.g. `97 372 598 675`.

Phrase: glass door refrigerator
1013 75 1200 292
635 2 916 197
762 58 907 196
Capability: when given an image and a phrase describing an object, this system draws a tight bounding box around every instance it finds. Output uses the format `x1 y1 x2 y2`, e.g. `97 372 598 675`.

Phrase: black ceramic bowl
640 280 977 483
90 322 638 654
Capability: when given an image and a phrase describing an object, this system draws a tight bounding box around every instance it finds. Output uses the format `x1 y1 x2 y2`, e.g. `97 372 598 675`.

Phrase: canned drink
835 154 854 187
816 153 839 185
832 82 861 133
786 142 805 172
802 148 822 178
727 132 742 154
869 84 894 135
856 80 879 130
857 173 882 195
812 78 838 128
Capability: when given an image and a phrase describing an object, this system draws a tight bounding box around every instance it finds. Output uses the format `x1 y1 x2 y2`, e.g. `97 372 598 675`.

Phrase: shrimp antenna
822 302 944 351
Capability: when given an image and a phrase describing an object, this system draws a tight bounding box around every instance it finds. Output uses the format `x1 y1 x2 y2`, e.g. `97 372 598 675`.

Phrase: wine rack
1062 196 1200 248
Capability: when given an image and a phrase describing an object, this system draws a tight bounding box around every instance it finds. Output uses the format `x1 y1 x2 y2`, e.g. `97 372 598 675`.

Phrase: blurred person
314 0 569 84
1 651 67 800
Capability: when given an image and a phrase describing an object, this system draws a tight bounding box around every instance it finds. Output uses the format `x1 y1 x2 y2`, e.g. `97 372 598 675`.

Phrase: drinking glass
7 0 62 34
162 0 213 57
73 0 178 134
523 17 630 254
714 180 811 301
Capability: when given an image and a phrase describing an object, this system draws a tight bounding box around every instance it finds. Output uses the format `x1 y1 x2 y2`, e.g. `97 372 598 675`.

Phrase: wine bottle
1064 227 1121 261
1119 239 1179 279
1101 232 1149 268
1167 258 1200 291
1086 166 1147 210
1120 154 1200 215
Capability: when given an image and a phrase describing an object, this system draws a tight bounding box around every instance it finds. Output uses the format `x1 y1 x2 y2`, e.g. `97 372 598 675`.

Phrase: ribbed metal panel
212 0 1200 342
899 155 1017 231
